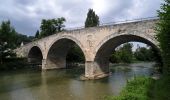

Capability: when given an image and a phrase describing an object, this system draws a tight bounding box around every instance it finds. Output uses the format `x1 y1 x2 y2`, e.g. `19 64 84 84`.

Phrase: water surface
0 62 155 100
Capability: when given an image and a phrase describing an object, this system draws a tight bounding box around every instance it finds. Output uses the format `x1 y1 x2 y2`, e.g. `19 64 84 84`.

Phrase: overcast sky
0 0 163 36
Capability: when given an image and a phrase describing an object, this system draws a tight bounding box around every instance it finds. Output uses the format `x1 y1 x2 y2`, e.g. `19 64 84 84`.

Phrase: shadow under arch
45 37 86 70
93 34 161 76
28 46 43 65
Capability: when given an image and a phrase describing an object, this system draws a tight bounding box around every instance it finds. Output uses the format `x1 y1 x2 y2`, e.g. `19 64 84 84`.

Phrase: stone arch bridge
15 18 159 79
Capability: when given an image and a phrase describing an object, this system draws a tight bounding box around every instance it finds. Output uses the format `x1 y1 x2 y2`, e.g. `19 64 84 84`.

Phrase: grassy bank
149 75 170 100
0 58 28 70
104 77 153 100
104 76 170 100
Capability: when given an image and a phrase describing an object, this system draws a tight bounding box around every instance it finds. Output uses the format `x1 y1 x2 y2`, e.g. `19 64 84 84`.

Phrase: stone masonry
15 19 159 79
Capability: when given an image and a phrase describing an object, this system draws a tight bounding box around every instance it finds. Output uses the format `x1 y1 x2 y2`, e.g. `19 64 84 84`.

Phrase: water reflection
0 62 155 100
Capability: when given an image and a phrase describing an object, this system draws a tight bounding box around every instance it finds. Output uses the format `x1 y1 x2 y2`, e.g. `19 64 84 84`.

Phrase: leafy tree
110 43 133 63
0 21 17 64
15 34 34 46
134 47 155 61
0 20 33 70
85 9 99 28
156 0 170 74
56 17 66 32
39 17 66 38
0 42 16 64
66 44 85 63
35 30 39 38
0 20 17 48
0 20 34 48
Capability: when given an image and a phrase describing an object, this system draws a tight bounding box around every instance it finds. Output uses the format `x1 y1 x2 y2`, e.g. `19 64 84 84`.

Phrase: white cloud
0 0 163 36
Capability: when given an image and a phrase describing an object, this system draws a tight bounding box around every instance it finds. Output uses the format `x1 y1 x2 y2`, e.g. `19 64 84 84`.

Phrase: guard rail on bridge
65 16 159 31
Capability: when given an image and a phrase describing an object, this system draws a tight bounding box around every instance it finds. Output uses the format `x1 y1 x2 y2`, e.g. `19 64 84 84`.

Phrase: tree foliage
110 43 133 63
0 21 16 64
39 17 66 38
85 9 99 28
0 20 17 48
66 44 85 63
156 0 170 74
35 30 40 38
134 47 156 61
0 20 33 65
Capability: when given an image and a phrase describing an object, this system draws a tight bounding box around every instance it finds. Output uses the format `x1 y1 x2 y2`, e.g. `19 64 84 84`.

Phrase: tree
110 43 133 63
35 30 39 38
0 21 17 64
156 0 170 74
39 17 66 38
85 9 99 28
0 20 17 48
15 34 34 46
56 17 66 32
66 45 85 63
134 47 155 61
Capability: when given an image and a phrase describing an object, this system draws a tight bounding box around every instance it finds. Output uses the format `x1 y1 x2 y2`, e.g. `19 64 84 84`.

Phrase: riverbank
149 75 170 100
104 75 170 100
104 77 153 100
0 58 28 70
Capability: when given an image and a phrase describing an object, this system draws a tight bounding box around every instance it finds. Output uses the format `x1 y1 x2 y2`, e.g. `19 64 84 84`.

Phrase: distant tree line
110 43 158 63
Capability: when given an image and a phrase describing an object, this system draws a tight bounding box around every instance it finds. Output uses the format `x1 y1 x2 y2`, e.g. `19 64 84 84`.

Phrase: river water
0 62 155 100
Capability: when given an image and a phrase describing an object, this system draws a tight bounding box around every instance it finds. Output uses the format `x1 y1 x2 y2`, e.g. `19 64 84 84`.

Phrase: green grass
149 75 170 100
104 77 153 100
104 75 170 100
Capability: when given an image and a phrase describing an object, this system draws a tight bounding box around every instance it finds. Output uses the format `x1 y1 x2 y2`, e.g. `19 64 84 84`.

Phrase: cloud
0 0 163 36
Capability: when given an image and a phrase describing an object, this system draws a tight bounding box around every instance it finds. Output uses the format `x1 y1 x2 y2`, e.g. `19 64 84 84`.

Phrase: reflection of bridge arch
44 36 86 69
28 46 43 65
91 34 160 78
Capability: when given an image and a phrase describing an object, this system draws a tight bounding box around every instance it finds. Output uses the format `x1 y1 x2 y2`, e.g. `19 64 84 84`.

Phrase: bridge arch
91 33 160 78
44 36 86 69
28 46 43 65
95 32 158 54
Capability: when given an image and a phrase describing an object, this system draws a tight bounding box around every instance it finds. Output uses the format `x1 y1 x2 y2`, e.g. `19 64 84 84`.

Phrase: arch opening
28 46 43 65
93 35 162 76
46 38 85 70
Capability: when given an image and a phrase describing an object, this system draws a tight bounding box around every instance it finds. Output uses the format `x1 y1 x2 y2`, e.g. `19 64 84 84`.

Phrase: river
0 62 156 100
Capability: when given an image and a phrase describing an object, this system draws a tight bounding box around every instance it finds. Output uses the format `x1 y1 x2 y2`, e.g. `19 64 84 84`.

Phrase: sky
0 0 163 36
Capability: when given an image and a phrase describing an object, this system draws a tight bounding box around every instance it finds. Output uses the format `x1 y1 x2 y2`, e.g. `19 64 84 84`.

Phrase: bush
149 75 170 100
104 77 153 100
0 58 28 70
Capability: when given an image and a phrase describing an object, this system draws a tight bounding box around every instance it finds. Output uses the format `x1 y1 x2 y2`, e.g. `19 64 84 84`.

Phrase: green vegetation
0 58 28 70
104 77 153 100
106 0 170 99
134 47 157 62
0 20 31 70
66 45 85 63
38 17 66 38
109 43 158 64
85 9 99 28
110 43 133 63
35 30 40 38
156 0 170 74
149 75 170 100
148 0 170 99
